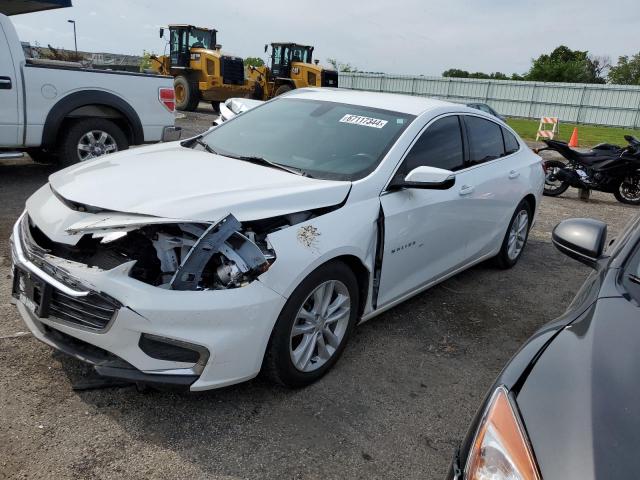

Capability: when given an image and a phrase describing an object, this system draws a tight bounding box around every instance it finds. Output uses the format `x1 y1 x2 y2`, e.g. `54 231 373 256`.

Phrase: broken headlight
167 215 273 291
36 214 275 291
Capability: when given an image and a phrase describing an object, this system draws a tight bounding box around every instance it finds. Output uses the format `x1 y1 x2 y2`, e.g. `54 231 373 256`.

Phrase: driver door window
400 116 464 174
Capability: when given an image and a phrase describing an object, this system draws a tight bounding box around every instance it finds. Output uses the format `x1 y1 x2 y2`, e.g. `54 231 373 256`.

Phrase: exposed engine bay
28 209 328 291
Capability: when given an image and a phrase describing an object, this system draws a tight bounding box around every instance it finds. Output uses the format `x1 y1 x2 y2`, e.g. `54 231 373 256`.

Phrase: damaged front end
26 213 276 291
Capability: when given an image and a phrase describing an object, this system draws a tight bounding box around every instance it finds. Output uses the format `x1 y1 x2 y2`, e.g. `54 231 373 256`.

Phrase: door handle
0 76 12 90
459 185 475 196
508 170 520 179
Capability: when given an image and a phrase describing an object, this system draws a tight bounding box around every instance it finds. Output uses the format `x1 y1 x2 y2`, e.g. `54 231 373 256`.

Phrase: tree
244 57 264 68
525 46 604 83
443 69 510 80
608 53 640 85
139 50 154 72
327 58 358 73
443 68 469 78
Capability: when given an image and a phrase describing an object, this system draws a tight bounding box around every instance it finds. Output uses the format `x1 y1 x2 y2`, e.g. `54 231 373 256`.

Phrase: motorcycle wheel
614 174 640 205
543 160 570 197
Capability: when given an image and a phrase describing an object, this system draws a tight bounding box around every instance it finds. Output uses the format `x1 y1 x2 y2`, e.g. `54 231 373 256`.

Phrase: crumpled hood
48 143 351 222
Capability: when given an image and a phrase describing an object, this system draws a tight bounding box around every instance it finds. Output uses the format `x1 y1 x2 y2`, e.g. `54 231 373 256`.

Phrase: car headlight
465 386 540 480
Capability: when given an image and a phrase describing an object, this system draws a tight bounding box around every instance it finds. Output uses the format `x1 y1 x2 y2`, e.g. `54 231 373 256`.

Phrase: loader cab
161 25 218 69
269 43 314 78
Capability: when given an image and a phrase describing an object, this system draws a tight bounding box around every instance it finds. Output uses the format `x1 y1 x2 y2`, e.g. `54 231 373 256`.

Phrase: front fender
259 198 380 301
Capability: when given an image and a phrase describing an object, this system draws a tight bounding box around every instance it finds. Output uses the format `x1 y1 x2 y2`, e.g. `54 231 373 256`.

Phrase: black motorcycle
539 135 640 205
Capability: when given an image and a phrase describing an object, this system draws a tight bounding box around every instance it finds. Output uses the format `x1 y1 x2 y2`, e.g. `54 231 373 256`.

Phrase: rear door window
464 116 506 165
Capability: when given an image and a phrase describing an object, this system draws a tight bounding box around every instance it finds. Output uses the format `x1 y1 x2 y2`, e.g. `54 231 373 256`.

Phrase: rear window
502 128 520 155
465 116 505 165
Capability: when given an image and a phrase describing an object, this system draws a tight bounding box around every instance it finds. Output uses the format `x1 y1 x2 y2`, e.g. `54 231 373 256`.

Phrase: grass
506 118 640 147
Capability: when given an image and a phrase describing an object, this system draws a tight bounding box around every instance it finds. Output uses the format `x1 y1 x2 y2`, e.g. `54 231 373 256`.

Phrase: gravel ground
0 106 637 480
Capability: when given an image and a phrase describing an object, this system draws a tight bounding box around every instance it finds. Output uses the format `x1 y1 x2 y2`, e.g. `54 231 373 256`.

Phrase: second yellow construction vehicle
247 43 338 100
150 24 254 111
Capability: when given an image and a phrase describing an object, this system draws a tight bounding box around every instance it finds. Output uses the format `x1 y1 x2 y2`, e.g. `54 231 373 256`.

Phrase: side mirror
264 44 269 53
389 166 456 190
159 27 164 38
552 218 607 269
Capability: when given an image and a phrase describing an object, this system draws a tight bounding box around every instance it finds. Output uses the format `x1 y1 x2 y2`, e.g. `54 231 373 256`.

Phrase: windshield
201 99 414 180
189 28 213 49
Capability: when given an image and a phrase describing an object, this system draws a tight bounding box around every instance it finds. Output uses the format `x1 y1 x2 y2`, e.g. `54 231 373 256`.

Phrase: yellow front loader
247 43 338 100
149 25 256 111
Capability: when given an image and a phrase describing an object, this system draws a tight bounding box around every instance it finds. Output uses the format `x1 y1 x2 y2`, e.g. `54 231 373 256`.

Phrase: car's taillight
465 387 541 480
159 87 175 112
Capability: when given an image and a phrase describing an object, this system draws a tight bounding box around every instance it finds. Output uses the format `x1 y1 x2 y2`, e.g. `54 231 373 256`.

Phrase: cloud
9 0 638 75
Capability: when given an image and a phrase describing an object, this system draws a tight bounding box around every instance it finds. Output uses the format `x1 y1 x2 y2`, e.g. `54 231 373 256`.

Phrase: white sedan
11 89 544 391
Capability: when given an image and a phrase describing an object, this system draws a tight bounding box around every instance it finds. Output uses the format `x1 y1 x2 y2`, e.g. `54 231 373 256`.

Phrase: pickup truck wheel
174 75 200 111
58 118 128 168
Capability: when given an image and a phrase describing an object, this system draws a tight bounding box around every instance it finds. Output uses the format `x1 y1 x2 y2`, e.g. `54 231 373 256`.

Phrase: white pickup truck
0 12 181 166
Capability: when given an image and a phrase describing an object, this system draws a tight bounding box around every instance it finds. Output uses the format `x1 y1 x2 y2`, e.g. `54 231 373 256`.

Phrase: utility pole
67 19 77 57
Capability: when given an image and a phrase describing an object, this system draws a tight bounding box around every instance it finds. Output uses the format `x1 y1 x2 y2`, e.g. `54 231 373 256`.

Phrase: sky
10 0 639 76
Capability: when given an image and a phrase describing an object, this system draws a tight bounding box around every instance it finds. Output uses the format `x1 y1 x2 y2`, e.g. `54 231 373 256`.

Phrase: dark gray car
449 214 640 479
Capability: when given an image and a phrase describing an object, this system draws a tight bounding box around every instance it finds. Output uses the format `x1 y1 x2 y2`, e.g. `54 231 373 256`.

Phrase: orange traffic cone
568 127 579 147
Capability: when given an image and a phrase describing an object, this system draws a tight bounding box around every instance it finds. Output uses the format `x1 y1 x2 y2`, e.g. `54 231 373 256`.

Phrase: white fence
338 73 640 129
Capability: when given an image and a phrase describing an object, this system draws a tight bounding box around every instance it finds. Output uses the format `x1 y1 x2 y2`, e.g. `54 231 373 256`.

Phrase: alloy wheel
290 280 351 372
77 130 118 161
507 209 529 260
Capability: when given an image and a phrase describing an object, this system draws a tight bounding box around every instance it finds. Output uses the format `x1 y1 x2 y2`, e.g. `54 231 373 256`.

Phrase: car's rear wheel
494 201 531 269
263 261 359 387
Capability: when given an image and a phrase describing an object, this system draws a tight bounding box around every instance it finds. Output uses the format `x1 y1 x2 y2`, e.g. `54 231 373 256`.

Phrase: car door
377 115 480 307
0 21 20 146
460 115 525 259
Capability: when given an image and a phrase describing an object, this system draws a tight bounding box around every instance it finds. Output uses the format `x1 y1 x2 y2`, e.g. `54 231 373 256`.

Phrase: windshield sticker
339 114 388 129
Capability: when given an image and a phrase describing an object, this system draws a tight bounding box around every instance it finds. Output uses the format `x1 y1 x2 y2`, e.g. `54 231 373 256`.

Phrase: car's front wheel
263 261 359 387
494 201 531 269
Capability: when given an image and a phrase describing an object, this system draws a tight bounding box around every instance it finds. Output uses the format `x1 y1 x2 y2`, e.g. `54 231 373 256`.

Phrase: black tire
247 82 264 100
210 101 221 114
543 159 570 197
614 174 640 205
263 261 359 388
58 118 129 168
494 201 532 269
174 75 200 111
274 84 293 97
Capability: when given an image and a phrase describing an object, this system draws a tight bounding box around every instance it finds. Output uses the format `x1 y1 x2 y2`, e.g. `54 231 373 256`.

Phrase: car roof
285 88 465 116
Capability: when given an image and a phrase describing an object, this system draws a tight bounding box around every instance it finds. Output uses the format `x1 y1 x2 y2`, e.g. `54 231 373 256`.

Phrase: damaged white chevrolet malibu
11 89 544 391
